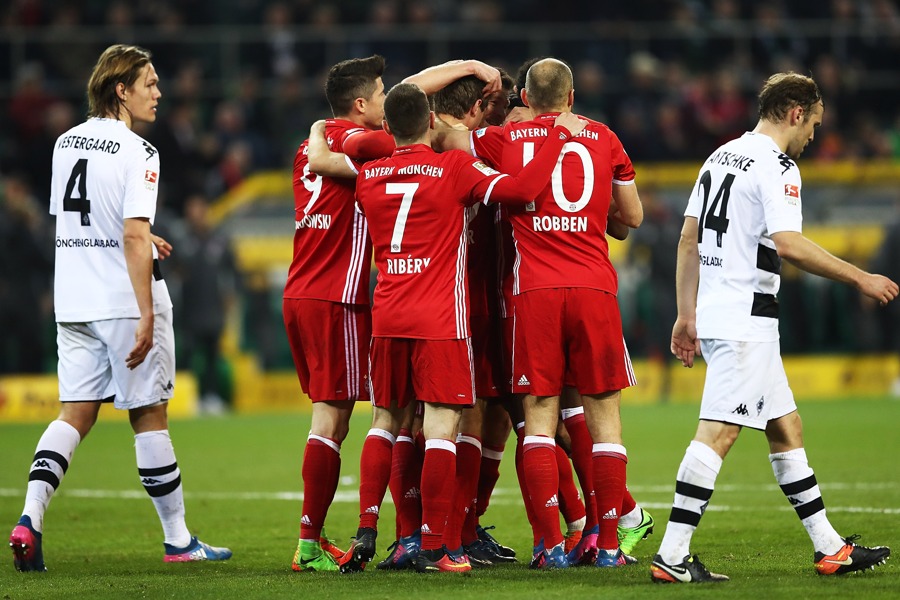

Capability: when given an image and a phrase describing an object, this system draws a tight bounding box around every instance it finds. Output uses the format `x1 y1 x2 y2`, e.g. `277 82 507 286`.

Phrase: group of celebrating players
285 54 655 575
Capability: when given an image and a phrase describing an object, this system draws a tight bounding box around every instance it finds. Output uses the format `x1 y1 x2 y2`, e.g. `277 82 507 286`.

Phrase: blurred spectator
0 174 53 373
172 194 240 413
8 63 59 147
870 200 900 395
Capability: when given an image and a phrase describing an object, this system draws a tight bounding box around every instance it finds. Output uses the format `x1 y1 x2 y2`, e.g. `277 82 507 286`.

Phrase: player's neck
337 114 376 130
436 114 469 131
752 120 789 153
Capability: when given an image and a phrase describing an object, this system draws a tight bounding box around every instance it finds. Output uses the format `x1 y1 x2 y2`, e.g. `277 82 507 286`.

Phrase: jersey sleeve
684 175 703 219
468 126 573 206
760 162 803 235
608 129 636 185
122 139 160 223
471 125 505 167
343 129 396 161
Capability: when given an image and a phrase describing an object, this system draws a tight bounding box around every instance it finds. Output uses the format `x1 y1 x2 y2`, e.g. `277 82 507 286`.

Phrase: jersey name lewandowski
471 114 635 296
686 131 803 342
285 119 372 305
51 118 172 322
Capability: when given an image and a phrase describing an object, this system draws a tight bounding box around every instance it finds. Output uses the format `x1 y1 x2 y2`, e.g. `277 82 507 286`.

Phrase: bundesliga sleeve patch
145 170 158 190
475 127 488 138
784 183 800 205
472 161 500 176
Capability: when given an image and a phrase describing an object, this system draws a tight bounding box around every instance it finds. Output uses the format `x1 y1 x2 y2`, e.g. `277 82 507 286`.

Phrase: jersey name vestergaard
285 119 372 305
356 144 507 340
686 132 803 342
471 113 634 295
51 118 172 322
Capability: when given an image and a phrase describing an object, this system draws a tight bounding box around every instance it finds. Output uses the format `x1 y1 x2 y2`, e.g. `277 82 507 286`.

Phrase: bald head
525 58 573 113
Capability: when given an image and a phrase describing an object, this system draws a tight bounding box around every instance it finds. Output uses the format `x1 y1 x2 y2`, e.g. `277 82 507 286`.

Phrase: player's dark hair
384 83 430 144
758 72 822 123
432 75 484 120
525 58 574 113
509 57 547 109
325 55 386 117
87 44 153 120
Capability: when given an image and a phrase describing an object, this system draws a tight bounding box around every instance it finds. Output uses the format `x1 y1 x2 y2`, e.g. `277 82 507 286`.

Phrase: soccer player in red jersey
342 82 585 573
284 55 386 573
435 58 644 568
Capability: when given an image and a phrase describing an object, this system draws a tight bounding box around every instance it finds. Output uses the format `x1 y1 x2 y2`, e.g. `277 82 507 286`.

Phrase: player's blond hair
87 44 153 120
758 72 822 123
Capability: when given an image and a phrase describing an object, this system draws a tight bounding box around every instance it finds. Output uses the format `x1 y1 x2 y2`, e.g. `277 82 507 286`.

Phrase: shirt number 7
386 182 419 253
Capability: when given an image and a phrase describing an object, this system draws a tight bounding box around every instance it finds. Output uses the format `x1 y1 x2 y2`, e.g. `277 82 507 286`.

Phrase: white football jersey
685 132 803 342
50 118 172 322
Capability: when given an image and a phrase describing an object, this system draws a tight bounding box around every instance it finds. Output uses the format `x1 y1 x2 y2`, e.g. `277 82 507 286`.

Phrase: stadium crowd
1 0 899 374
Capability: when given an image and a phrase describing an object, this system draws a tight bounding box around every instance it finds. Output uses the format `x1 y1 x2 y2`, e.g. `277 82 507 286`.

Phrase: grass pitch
0 398 897 599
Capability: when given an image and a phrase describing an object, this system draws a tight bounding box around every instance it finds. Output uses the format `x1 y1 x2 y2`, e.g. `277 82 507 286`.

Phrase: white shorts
57 309 176 410
698 339 796 430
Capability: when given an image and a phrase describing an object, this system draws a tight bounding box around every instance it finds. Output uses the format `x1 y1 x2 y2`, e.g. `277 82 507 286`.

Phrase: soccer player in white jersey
8 44 231 572
650 72 897 583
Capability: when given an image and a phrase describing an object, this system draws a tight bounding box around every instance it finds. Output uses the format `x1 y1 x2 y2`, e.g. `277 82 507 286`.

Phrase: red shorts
511 288 635 396
369 337 475 408
470 314 501 398
283 298 371 402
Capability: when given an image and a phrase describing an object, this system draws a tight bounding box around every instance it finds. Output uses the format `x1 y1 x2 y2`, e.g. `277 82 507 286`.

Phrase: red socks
358 429 395 530
420 439 457 550
299 435 341 540
522 435 563 549
592 443 627 550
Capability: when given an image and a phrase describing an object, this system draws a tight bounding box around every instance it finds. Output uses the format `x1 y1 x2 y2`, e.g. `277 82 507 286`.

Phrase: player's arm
606 198 629 241
344 129 395 161
306 120 357 178
431 119 475 154
482 113 586 205
123 217 155 369
672 216 700 367
404 59 501 95
771 230 899 305
611 181 643 229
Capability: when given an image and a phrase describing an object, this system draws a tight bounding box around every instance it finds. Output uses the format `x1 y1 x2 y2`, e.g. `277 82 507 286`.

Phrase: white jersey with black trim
685 131 803 342
50 118 172 322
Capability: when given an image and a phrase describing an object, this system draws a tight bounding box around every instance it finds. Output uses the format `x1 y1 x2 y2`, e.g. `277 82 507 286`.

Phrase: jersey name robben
356 144 509 340
471 113 634 296
686 131 803 342
285 119 372 305
51 118 171 322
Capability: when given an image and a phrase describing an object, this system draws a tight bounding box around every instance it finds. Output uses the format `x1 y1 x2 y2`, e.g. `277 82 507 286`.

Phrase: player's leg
444 398 487 565
10 401 99 573
11 322 110 573
559 393 596 564
650 419 735 583
377 404 422 570
766 408 890 575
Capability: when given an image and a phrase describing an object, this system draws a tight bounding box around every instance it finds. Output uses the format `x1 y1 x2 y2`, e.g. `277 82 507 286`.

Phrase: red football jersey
284 119 373 305
357 126 572 340
472 113 635 295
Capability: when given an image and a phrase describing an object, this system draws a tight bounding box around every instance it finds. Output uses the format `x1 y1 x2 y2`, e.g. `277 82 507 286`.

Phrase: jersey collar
393 143 433 156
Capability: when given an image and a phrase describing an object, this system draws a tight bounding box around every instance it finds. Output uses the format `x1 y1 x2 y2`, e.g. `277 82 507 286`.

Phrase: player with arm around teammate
9 44 231 573
340 82 586 573
650 72 896 584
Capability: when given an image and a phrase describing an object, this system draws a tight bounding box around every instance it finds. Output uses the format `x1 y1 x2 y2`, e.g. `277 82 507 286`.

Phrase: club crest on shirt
784 183 800 206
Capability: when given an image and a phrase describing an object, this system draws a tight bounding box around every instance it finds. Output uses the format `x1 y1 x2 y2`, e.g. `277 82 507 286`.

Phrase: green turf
1 399 897 599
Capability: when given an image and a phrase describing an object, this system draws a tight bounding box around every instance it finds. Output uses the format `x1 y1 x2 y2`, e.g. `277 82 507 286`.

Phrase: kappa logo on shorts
731 404 749 416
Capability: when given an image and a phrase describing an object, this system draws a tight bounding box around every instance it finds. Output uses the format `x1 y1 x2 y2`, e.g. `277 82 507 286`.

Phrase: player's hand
126 314 154 370
151 234 172 260
467 60 501 94
554 112 587 138
671 317 700 368
504 106 532 125
859 273 899 306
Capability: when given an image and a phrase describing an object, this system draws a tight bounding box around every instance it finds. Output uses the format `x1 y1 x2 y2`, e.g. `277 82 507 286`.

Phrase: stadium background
1 0 899 420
